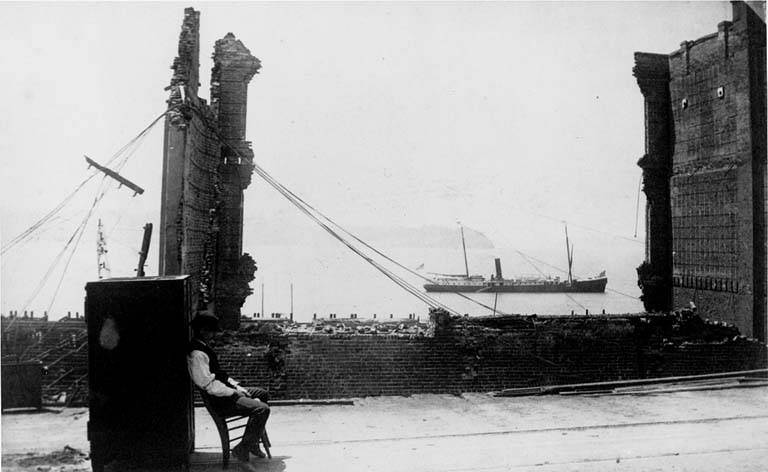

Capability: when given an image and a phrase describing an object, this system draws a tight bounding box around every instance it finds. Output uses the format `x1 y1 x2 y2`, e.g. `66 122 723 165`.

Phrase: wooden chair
199 391 272 468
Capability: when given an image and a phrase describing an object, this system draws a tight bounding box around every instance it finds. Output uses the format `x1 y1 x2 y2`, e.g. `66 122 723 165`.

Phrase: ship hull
424 276 607 293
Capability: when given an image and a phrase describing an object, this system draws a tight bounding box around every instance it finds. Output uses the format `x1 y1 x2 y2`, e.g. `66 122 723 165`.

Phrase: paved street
3 387 767 471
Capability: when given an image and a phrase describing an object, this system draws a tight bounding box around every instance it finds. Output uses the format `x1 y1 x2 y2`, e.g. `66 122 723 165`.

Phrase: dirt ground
2 445 89 472
3 387 768 471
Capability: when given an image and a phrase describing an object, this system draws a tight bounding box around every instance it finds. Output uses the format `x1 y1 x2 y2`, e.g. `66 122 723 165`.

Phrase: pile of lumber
493 369 768 397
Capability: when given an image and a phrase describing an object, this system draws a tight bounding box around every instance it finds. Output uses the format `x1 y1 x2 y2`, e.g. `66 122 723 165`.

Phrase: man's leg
246 387 270 455
234 395 270 457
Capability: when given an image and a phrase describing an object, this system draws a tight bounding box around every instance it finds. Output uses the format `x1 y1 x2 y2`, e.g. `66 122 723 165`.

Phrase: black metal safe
1 361 43 410
85 276 193 471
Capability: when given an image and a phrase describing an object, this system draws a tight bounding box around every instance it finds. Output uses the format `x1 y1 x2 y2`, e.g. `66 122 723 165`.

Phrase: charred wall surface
159 9 259 329
635 2 766 341
211 313 766 400
5 314 764 404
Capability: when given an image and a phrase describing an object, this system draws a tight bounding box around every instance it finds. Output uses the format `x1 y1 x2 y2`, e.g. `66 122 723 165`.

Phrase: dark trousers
221 387 270 450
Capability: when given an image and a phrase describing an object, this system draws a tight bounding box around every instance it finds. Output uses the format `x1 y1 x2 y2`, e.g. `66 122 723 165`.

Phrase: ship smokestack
494 258 503 280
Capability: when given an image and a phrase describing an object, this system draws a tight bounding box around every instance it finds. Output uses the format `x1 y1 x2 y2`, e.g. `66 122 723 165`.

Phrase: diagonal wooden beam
84 155 144 196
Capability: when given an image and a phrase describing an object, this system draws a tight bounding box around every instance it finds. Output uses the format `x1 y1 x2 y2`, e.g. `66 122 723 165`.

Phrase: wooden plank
270 399 355 406
494 369 768 397
608 381 768 396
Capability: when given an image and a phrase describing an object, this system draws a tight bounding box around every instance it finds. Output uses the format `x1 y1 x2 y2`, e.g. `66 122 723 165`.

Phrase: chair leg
261 429 272 459
217 424 231 469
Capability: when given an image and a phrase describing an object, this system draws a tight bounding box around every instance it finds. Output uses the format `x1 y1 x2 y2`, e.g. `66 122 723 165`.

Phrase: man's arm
228 377 249 395
187 350 239 397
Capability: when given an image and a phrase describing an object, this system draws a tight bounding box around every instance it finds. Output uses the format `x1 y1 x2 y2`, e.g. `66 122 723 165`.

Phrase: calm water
244 243 644 322
1 230 644 321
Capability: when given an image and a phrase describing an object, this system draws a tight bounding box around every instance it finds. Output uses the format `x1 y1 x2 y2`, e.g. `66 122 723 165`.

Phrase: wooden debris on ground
493 368 768 397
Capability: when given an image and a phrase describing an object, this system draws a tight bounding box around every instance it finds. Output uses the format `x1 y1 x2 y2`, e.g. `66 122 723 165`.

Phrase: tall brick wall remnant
634 53 674 312
635 2 766 341
211 34 261 328
159 8 259 329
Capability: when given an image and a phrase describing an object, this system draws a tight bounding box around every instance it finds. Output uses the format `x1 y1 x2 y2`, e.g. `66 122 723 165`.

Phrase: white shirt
187 348 242 397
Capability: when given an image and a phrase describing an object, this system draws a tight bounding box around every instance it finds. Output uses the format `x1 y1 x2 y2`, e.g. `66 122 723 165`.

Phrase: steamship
423 225 607 294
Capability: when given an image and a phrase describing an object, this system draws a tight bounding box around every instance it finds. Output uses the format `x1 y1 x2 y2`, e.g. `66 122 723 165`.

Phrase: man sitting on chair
187 311 270 462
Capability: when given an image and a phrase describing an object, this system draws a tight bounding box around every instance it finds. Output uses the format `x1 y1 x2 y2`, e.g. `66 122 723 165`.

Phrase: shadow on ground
190 452 288 472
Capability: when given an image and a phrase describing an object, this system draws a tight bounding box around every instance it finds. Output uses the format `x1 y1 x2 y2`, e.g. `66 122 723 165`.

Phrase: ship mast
459 223 469 277
564 224 574 285
97 218 111 279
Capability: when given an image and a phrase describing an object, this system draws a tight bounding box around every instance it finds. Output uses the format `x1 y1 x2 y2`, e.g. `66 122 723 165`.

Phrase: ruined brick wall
3 316 764 404
668 3 765 339
746 4 767 344
159 9 258 328
211 34 260 328
213 316 766 399
646 342 766 378
636 2 766 340
634 53 673 312
159 8 203 279
218 331 636 398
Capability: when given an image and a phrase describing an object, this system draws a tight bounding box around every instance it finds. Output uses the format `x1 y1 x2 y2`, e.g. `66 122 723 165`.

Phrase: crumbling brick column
159 10 260 328
634 53 673 312
211 34 261 329
159 8 202 277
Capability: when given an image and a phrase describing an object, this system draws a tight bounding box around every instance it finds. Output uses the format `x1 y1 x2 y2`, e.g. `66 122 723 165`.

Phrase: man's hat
191 310 221 332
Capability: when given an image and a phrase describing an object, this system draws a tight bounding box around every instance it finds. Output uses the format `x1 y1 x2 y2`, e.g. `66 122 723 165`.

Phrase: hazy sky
0 1 734 317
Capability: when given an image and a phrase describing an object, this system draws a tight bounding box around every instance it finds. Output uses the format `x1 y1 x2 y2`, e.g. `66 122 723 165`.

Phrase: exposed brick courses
635 2 766 341
159 9 258 328
3 315 764 404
